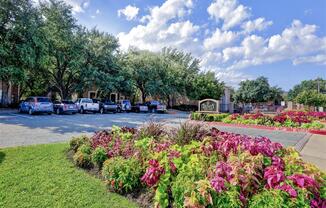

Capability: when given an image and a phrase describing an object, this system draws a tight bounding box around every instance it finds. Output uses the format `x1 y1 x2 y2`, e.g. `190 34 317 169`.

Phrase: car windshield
62 100 74 104
37 97 51 102
83 99 93 103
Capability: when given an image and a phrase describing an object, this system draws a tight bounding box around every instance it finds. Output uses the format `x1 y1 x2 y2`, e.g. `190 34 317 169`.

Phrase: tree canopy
288 78 326 101
234 76 283 104
0 0 225 104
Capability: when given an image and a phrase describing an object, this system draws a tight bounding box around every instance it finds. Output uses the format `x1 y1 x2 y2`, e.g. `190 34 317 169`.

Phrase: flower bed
69 123 326 208
191 111 325 130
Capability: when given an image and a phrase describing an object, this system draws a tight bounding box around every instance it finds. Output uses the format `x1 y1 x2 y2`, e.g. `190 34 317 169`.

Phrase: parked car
53 100 78 114
132 103 149 113
117 100 132 113
145 100 167 113
96 100 118 114
75 98 99 114
19 96 53 115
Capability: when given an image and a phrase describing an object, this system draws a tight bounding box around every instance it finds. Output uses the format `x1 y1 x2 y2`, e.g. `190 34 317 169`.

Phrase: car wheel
80 107 84 114
56 108 60 115
28 108 33 115
72 112 76 115
48 112 52 115
18 108 23 113
100 108 104 114
117 108 121 113
93 111 96 114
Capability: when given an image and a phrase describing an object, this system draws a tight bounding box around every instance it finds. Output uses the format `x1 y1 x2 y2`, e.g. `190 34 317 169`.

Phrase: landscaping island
68 123 325 208
191 111 326 134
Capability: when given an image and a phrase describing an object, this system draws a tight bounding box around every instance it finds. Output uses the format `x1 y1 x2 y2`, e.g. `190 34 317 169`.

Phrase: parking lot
0 110 310 148
0 111 189 147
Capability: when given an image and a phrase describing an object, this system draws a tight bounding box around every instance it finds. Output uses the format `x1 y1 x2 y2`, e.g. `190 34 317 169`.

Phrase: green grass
0 143 138 208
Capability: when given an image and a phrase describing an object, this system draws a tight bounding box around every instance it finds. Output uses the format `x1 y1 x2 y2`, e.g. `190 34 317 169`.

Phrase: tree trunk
140 89 146 103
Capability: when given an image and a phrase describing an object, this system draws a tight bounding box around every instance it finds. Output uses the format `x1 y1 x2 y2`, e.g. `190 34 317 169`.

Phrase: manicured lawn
0 143 138 208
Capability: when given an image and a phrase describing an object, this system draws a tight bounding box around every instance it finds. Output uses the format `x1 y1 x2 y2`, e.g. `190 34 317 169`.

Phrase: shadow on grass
0 152 5 164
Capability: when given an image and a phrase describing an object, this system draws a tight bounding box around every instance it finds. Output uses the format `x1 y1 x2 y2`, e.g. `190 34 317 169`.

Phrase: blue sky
66 0 326 90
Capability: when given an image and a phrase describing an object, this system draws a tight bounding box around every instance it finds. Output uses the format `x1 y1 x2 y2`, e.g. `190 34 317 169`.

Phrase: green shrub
248 189 286 208
73 150 93 168
211 186 242 208
79 144 92 154
172 154 206 207
69 135 90 152
191 112 229 122
92 147 108 168
102 157 143 193
301 121 324 129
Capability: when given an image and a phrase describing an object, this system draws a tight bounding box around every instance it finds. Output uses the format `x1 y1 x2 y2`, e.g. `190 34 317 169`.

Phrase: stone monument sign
198 99 219 113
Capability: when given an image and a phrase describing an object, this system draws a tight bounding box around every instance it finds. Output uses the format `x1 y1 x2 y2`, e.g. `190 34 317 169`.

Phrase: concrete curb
295 133 311 152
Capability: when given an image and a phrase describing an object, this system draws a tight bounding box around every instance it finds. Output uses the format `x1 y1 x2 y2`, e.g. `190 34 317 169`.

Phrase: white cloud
118 0 197 52
221 20 326 70
207 0 250 30
96 9 100 14
118 5 139 21
204 28 237 50
62 0 90 14
241 18 273 33
117 0 326 86
293 54 326 65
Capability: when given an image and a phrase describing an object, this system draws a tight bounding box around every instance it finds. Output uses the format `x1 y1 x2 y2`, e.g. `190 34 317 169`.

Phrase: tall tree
40 0 86 99
79 28 129 98
234 76 282 104
295 90 326 107
121 50 167 102
187 71 224 100
288 78 326 101
0 0 47 103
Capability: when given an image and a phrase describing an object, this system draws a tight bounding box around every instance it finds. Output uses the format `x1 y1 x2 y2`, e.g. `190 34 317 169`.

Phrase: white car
75 98 99 114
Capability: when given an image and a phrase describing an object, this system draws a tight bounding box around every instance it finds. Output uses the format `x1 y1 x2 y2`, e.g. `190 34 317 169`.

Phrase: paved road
0 111 310 148
0 111 189 147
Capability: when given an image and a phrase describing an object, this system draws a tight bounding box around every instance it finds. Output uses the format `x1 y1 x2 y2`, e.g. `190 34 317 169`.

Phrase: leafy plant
73 150 93 168
92 147 108 168
174 122 209 145
248 189 286 208
69 135 90 152
102 157 143 193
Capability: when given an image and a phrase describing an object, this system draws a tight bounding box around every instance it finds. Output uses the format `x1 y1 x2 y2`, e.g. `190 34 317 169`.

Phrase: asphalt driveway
0 111 310 148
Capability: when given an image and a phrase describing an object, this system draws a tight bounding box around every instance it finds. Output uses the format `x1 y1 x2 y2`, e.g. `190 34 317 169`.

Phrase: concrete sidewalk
301 134 326 171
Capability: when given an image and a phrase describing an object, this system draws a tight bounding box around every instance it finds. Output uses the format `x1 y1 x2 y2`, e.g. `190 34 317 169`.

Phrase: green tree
295 90 326 107
0 0 48 103
79 28 130 98
234 76 282 104
121 50 167 102
288 78 326 100
187 71 224 100
39 0 86 99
